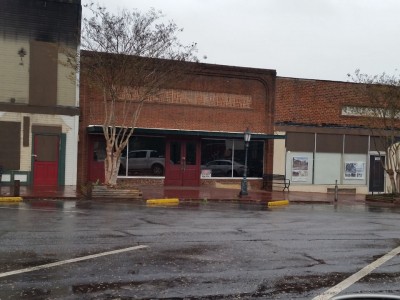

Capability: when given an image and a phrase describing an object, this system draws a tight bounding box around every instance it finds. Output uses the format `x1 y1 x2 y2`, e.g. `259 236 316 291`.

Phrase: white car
202 160 245 177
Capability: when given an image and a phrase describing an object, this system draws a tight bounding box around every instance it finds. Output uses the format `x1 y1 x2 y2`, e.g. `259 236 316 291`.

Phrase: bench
262 174 290 191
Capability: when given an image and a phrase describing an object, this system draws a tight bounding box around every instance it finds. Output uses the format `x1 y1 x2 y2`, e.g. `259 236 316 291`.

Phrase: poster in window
292 157 309 182
344 162 365 179
201 169 212 178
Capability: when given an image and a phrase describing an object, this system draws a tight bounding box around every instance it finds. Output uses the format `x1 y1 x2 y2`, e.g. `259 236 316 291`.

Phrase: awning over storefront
87 125 285 140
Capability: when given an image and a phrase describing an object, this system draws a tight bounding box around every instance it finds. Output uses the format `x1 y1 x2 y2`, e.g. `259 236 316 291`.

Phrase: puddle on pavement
254 273 349 297
57 271 400 298
0 250 57 272
23 200 65 210
360 272 400 283
20 288 51 298
13 200 81 212
73 277 186 294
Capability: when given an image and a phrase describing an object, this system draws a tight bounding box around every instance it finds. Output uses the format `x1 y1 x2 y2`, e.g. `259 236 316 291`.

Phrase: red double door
164 138 200 186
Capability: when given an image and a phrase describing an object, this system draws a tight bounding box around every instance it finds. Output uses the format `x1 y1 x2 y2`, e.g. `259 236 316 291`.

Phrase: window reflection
201 139 263 178
119 136 166 176
93 140 106 161
170 141 181 165
94 136 263 178
186 142 196 165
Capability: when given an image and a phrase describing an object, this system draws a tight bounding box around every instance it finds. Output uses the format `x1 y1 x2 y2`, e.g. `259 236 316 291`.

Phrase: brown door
369 155 385 193
164 139 200 186
33 134 59 186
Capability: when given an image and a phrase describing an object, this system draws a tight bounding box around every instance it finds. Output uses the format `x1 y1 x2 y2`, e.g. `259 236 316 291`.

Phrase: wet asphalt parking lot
0 200 399 299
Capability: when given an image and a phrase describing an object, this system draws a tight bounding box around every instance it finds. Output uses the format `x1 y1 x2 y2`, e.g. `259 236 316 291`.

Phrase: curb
146 198 179 205
0 197 23 203
267 200 289 207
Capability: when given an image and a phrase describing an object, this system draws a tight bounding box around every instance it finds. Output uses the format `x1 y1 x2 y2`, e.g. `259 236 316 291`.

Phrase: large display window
114 136 264 178
201 139 264 178
314 153 341 184
286 133 370 185
119 136 166 177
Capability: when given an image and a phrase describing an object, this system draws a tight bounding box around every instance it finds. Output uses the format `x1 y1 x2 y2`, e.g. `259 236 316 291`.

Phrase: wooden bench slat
262 174 290 191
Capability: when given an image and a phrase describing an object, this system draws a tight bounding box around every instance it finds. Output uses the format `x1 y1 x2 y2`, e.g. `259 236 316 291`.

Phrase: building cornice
0 103 79 116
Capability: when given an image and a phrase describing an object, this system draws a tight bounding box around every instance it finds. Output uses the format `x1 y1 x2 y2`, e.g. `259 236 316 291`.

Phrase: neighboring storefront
274 77 387 194
0 0 81 187
78 60 279 188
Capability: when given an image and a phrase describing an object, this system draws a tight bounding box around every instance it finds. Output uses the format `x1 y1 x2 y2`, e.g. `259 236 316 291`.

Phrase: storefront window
285 134 369 185
170 141 181 164
247 141 264 177
93 140 106 161
201 139 264 178
186 142 197 165
119 136 166 177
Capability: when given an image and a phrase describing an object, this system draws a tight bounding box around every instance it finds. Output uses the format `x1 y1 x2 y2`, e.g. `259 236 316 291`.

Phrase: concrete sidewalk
0 185 366 205
139 185 364 204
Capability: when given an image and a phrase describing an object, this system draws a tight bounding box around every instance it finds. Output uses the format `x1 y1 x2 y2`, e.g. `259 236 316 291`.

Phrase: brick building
273 77 386 194
78 56 279 188
1 1 391 195
0 0 81 187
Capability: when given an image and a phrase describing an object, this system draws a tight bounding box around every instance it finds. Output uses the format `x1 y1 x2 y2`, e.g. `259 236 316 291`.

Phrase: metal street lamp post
239 128 251 197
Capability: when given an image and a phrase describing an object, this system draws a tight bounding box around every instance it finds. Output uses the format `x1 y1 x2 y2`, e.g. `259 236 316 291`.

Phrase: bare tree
348 70 400 193
69 3 198 186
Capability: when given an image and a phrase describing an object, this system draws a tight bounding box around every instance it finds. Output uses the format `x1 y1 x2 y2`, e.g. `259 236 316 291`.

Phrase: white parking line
0 245 148 279
313 245 400 300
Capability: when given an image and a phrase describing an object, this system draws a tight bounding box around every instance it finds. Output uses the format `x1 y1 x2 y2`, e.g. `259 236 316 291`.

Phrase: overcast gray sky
82 0 400 82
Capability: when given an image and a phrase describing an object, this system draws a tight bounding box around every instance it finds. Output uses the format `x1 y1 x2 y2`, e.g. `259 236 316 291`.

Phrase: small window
0 121 21 170
93 141 106 161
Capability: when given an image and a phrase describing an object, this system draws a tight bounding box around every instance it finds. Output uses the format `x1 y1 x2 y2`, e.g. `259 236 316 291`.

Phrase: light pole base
239 179 248 197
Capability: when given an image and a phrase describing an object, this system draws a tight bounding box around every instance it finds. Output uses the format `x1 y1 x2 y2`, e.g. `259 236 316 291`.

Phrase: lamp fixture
18 47 27 65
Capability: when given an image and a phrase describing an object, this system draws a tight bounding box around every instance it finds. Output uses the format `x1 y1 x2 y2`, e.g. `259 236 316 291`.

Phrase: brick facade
274 77 392 194
80 63 276 133
276 77 368 128
78 59 277 186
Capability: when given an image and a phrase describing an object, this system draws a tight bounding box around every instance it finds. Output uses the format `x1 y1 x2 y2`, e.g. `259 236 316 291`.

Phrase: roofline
80 50 276 76
277 76 355 85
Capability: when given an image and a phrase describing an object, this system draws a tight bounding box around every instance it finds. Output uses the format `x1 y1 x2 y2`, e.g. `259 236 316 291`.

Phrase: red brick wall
81 67 275 133
276 77 368 127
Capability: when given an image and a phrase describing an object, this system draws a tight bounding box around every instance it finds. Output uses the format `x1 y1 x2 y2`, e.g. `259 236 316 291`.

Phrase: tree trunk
104 141 122 186
104 156 121 186
386 169 397 194
396 171 400 194
386 147 397 194
395 146 400 194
